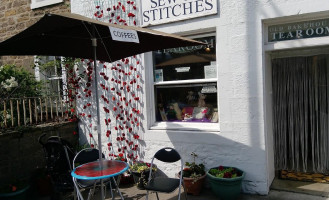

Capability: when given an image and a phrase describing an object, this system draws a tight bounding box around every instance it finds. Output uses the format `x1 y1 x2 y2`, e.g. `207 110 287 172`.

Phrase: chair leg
178 183 182 200
103 183 107 199
87 183 97 200
73 187 77 200
112 176 124 200
146 190 149 200
72 178 84 200
86 188 94 200
108 180 114 200
156 192 159 200
182 184 188 200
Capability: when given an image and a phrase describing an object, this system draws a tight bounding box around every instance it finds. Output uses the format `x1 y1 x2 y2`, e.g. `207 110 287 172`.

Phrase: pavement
37 178 329 200
87 183 329 200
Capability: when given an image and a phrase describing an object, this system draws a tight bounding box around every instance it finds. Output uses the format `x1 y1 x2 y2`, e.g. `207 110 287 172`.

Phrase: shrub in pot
181 152 206 196
130 161 157 190
207 166 245 200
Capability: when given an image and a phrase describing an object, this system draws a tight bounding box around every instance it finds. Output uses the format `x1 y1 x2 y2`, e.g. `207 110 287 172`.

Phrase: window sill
31 0 63 9
150 121 220 132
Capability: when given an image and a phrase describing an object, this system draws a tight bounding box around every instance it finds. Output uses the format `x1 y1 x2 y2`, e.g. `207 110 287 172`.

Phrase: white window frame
146 32 220 132
31 0 63 9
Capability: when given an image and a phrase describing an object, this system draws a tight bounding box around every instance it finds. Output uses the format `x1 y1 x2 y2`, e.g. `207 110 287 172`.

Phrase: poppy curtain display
272 55 329 173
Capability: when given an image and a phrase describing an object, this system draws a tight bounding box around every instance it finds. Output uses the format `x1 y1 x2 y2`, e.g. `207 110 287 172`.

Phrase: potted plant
181 152 206 195
130 161 157 189
0 179 30 200
207 165 245 200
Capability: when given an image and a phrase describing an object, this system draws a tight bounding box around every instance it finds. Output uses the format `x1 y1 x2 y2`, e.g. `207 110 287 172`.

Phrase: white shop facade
71 0 329 194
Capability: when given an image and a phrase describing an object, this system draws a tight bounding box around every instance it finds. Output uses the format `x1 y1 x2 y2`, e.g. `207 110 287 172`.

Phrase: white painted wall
71 0 329 195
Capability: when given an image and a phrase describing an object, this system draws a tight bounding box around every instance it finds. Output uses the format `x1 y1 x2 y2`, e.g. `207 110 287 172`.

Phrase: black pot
131 170 152 190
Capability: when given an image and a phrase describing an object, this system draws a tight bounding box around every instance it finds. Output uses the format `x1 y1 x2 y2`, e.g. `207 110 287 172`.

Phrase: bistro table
71 160 129 200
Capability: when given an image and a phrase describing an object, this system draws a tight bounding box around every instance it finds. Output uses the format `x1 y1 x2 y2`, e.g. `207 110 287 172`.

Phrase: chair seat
144 177 180 193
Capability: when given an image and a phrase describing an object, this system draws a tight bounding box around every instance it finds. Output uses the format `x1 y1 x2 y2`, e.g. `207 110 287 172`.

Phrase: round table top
71 160 129 180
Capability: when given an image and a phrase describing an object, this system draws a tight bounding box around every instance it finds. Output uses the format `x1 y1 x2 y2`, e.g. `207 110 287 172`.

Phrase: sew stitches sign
141 0 217 26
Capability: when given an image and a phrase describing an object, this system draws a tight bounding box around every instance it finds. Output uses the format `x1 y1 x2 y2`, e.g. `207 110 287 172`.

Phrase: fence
0 95 75 129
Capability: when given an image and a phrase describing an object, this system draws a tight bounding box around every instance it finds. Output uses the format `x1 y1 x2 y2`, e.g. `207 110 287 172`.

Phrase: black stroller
38 133 76 197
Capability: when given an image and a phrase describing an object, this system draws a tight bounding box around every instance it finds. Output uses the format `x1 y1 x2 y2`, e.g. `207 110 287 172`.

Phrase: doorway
271 49 329 180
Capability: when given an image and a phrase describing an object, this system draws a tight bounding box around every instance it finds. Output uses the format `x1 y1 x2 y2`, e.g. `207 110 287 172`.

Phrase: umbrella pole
92 37 105 199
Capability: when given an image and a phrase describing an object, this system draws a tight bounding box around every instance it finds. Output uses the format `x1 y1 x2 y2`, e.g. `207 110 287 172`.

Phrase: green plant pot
0 184 30 200
207 167 245 200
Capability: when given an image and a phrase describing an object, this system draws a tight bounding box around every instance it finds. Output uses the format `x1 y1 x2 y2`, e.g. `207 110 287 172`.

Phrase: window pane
155 83 218 123
153 36 216 82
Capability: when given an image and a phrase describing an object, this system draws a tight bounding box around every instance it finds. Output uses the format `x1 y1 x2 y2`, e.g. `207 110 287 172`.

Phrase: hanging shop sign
109 27 140 43
141 0 217 26
268 18 329 42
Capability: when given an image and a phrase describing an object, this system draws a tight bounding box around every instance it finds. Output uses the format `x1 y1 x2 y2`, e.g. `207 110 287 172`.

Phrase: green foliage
0 64 42 98
209 166 241 178
183 162 205 178
130 161 157 173
182 152 205 180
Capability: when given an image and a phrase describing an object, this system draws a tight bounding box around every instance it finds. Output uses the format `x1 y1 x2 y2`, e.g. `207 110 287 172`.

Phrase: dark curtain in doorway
272 55 329 173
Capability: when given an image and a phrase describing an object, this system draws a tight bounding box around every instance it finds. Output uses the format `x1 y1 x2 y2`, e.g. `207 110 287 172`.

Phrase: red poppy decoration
11 185 17 192
79 2 142 164
128 13 135 17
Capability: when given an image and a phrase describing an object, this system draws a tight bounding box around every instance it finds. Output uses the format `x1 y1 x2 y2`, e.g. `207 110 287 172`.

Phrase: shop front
71 0 329 195
265 15 329 183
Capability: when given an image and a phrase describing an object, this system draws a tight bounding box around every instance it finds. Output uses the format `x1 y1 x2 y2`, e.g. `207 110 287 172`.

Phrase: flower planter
131 170 153 190
182 173 206 195
0 184 30 200
207 166 245 200
130 162 157 190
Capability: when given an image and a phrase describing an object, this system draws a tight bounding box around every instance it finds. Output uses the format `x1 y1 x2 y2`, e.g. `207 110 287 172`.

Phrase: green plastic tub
0 184 30 200
207 166 245 200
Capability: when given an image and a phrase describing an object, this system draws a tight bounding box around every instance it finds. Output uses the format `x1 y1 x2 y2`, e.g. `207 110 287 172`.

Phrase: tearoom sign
141 0 217 26
268 18 329 42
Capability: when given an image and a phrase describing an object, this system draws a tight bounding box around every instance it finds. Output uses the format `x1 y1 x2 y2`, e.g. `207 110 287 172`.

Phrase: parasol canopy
0 12 205 62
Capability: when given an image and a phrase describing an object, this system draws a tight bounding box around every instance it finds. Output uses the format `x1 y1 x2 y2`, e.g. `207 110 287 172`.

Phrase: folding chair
145 147 187 200
72 148 118 200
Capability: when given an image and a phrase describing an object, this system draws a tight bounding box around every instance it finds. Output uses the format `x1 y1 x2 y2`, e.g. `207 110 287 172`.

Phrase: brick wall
0 121 78 185
0 0 71 72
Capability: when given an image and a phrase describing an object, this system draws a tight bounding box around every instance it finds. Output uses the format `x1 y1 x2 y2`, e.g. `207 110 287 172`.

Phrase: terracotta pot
182 173 206 196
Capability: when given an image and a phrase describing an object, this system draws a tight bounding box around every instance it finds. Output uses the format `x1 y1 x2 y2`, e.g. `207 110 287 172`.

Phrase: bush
0 64 42 98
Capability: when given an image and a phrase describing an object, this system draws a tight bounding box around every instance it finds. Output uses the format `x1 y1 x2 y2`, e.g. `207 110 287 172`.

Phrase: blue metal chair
72 148 122 200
